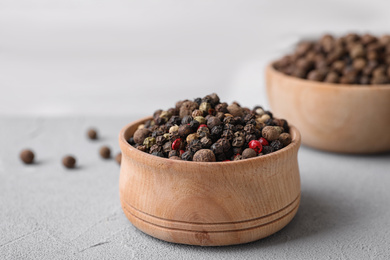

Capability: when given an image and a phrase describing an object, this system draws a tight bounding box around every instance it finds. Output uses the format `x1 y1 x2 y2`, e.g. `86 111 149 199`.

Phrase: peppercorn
127 137 135 146
168 115 181 125
193 149 216 162
262 126 280 141
137 145 147 152
181 115 193 125
20 149 34 164
87 128 98 140
216 138 231 153
179 101 199 118
192 109 204 118
172 138 181 150
151 152 165 157
181 151 193 161
242 148 257 159
178 124 192 137
221 129 234 141
200 137 213 148
156 135 166 146
99 146 111 159
62 155 76 169
199 102 211 113
207 116 222 129
168 150 178 157
143 137 156 149
224 124 235 131
210 142 223 155
197 125 210 138
227 104 244 117
232 136 245 147
209 93 220 106
194 116 206 125
115 153 122 165
233 154 243 161
210 125 223 139
133 128 151 144
216 153 227 161
152 130 164 138
150 144 163 154
248 140 263 154
244 124 256 134
215 103 228 113
186 133 199 144
262 146 275 154
259 137 269 146
279 133 292 146
188 139 202 153
270 140 284 151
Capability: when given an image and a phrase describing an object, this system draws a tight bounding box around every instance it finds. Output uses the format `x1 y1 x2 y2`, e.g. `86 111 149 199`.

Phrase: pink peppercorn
249 140 263 154
259 137 269 146
198 124 208 130
172 139 181 150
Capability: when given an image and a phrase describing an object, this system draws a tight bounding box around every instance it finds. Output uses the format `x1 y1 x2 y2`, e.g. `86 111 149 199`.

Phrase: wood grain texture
118 117 301 246
266 64 390 154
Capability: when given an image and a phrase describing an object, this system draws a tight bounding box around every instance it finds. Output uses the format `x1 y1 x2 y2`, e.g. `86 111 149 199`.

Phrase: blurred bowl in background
266 64 390 154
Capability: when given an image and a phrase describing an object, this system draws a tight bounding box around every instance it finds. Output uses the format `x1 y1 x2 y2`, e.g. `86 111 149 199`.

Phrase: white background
1 0 390 117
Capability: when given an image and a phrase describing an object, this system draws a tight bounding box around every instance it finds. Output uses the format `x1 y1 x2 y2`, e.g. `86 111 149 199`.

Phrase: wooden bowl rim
119 116 301 168
267 62 390 90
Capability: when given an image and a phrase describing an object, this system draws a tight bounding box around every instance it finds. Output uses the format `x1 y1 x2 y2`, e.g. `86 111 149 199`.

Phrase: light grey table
1 117 389 259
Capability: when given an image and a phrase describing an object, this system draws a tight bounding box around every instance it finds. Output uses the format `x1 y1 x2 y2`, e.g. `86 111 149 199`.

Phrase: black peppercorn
262 146 275 154
127 137 135 146
168 150 178 157
181 115 193 125
210 125 223 139
270 140 284 151
188 139 203 153
189 120 200 131
181 151 193 161
151 151 165 157
200 137 213 148
210 142 223 155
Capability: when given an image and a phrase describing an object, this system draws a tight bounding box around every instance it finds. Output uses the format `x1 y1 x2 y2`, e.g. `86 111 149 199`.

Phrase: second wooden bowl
119 117 301 246
266 64 390 154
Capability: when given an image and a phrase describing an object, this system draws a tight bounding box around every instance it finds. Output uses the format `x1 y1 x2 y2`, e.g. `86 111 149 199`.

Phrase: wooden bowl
266 64 390 154
118 117 301 246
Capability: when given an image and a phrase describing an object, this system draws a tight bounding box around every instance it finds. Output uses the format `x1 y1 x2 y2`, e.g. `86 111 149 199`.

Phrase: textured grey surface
1 117 390 260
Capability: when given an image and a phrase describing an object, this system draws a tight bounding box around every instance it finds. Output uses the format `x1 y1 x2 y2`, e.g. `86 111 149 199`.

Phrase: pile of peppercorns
128 93 292 162
274 33 390 85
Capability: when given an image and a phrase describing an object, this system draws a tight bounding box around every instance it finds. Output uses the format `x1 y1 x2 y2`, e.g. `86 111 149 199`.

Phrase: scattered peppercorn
87 128 98 140
20 149 34 164
99 146 111 159
274 33 390 85
62 155 76 169
115 153 122 165
127 93 291 162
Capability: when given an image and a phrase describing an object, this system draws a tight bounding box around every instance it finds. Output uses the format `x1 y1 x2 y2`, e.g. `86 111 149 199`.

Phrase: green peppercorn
143 137 156 149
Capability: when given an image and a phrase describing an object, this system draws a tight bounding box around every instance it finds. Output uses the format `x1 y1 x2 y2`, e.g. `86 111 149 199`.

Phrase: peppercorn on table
1 116 390 259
